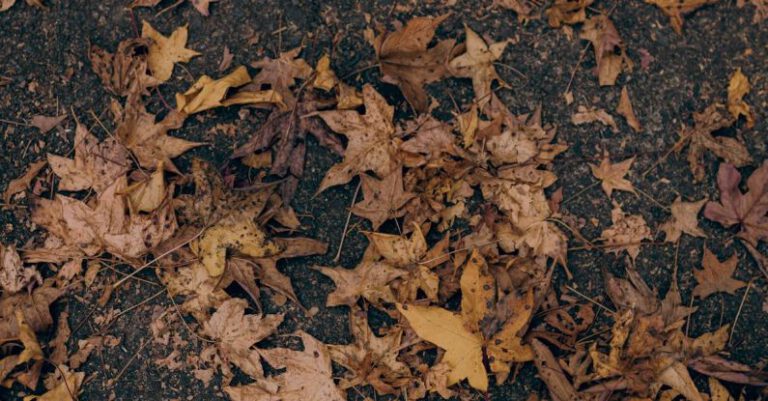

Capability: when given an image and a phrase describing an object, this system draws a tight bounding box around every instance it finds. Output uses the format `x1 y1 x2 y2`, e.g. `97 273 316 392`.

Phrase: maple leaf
571 105 619 132
727 68 754 128
646 0 718 34
674 103 751 182
248 47 313 110
124 164 166 212
88 38 160 96
0 283 61 340
194 217 281 277
373 14 455 113
544 0 594 27
176 66 285 114
30 114 66 134
616 86 642 132
692 246 746 299
2 160 46 204
600 203 651 262
316 85 401 193
589 153 636 197
0 244 41 294
351 167 415 230
224 331 346 401
449 25 508 111
141 21 200 82
329 309 412 394
313 261 406 307
704 161 768 245
312 54 338 91
48 123 130 194
202 298 284 379
114 96 201 173
659 196 707 242
579 15 629 86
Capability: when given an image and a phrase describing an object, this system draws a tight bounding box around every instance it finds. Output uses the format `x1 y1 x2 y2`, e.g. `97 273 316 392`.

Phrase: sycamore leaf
692 247 746 299
316 85 400 193
351 167 415 230
203 298 284 379
195 218 281 277
449 25 508 110
579 15 629 86
589 153 636 197
616 86 642 132
659 197 707 242
727 68 754 128
2 160 46 204
675 103 751 182
124 163 166 212
313 262 406 307
704 161 768 245
600 203 651 262
396 303 487 391
176 66 284 114
646 0 717 34
225 331 346 401
48 123 130 194
88 38 160 96
141 21 200 82
248 47 313 109
374 14 455 113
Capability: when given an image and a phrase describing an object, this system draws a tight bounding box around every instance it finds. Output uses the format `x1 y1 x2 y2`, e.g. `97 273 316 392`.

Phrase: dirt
1 0 767 400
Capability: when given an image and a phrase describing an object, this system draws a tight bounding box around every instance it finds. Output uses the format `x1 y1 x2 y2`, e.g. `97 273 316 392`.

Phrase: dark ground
1 0 767 400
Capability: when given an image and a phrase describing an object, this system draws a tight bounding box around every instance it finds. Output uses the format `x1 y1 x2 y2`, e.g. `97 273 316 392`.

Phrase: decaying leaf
3 160 46 204
30 114 66 134
142 21 200 82
176 66 285 114
616 86 642 132
313 54 338 91
351 167 415 230
600 203 651 261
314 261 405 307
247 47 313 110
545 0 594 27
692 246 746 299
0 244 41 294
704 161 768 245
23 368 84 401
88 38 160 96
727 68 754 128
448 25 508 110
373 14 455 113
646 0 718 34
580 15 630 86
316 85 400 193
572 105 619 132
589 153 636 197
659 197 707 242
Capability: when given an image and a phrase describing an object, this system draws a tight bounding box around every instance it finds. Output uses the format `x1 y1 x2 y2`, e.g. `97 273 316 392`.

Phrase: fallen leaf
313 262 406 307
708 377 735 401
88 38 159 96
194 217 281 277
2 160 46 204
218 46 234 72
589 153 636 197
124 164 166 212
313 54 338 91
704 161 768 245
374 14 455 113
189 0 217 16
23 368 84 401
495 0 537 20
142 21 200 82
727 68 754 128
351 167 415 230
316 85 401 193
30 114 66 133
0 244 41 294
449 25 508 110
692 246 746 299
545 0 594 27
600 203 651 262
737 0 768 23
659 197 707 242
0 284 61 340
646 0 718 34
176 66 284 114
248 47 313 109
572 105 619 132
616 86 642 132
580 15 629 86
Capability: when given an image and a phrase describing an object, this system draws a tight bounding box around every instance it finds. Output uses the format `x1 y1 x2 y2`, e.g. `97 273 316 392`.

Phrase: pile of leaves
0 1 767 401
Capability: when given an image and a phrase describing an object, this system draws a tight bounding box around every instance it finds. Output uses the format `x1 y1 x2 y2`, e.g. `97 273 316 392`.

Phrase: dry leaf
616 86 642 132
30 114 66 133
659 197 707 242
23 368 84 401
374 14 455 113
88 38 159 96
248 47 313 109
194 217 281 277
646 0 718 34
0 244 41 294
727 68 754 128
3 160 46 204
589 153 636 197
142 21 200 82
572 105 619 132
449 25 508 110
580 15 629 86
218 46 234 72
692 246 746 299
176 66 284 114
600 203 651 261
124 164 166 212
316 85 400 193
495 0 537 20
313 54 338 91
545 0 594 27
351 167 415 230
704 161 768 245
314 262 406 307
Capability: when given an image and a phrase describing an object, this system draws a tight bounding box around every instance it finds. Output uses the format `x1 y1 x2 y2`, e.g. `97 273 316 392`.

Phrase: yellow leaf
313 54 338 91
486 290 535 376
460 250 494 332
124 162 166 212
142 21 200 82
396 303 488 391
23 369 84 401
708 377 734 401
367 223 427 267
194 219 281 277
727 68 754 128
337 83 363 110
16 311 43 363
176 66 285 114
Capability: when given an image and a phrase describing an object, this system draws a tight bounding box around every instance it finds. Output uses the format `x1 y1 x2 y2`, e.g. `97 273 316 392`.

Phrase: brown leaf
589 153 636 197
313 262 406 307
616 86 642 132
704 161 768 245
30 114 66 134
600 203 651 262
659 197 707 242
579 15 629 86
0 244 41 294
218 46 234 72
545 0 594 27
248 47 312 110
646 0 718 34
316 85 401 193
142 21 200 82
176 66 285 114
448 26 508 111
374 14 455 113
675 103 751 182
727 68 754 128
692 247 746 299
88 38 159 97
0 283 61 340
312 54 338 91
351 167 415 230
572 105 619 132
2 160 46 204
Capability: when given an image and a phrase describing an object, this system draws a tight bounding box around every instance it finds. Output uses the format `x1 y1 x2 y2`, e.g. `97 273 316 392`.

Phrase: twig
111 288 167 322
563 42 592 96
635 186 670 211
154 0 184 18
110 337 150 387
333 180 362 263
562 181 600 205
565 285 615 314
729 279 753 346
